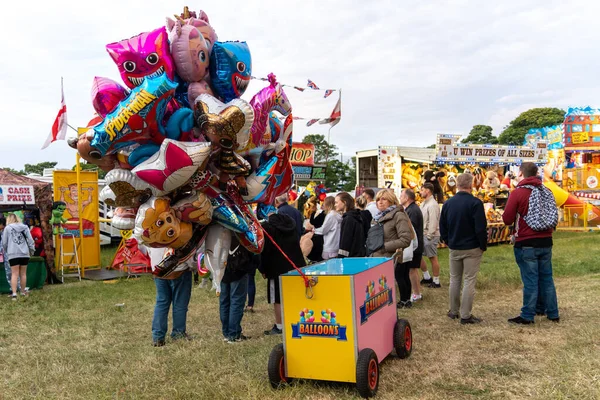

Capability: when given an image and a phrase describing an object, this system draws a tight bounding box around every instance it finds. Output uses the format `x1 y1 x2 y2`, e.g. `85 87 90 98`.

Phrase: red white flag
319 91 341 127
307 79 320 90
323 89 334 98
42 78 68 149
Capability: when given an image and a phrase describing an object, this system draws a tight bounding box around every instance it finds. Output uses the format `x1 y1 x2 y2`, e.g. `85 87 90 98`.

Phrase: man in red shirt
502 162 559 325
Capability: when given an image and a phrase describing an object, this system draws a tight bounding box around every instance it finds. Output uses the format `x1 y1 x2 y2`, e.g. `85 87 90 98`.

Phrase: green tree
498 108 565 145
426 144 436 149
325 159 353 191
23 162 57 176
1 167 25 175
461 125 498 144
72 162 107 179
302 134 338 163
344 157 357 192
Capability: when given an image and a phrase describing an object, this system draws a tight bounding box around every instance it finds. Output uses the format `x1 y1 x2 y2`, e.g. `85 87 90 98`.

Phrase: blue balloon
90 74 177 157
209 41 252 102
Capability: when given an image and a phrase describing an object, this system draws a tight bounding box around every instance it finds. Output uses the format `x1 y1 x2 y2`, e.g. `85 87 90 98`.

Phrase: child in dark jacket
335 192 366 257
259 213 306 335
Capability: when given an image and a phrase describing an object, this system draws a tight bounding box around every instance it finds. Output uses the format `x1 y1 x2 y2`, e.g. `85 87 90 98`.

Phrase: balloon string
261 228 310 288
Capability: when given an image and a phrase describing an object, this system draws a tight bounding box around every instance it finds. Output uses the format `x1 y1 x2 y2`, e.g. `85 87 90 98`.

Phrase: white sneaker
199 279 208 289
411 294 423 302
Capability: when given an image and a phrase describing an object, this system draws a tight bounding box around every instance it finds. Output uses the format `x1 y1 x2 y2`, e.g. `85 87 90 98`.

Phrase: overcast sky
1 0 599 170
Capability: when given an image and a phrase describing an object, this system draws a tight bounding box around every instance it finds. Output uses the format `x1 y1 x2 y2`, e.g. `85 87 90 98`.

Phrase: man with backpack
502 162 559 325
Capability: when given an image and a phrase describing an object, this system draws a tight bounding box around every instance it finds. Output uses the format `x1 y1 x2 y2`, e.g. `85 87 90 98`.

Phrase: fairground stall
435 134 549 244
524 113 600 230
355 146 436 194
0 170 55 293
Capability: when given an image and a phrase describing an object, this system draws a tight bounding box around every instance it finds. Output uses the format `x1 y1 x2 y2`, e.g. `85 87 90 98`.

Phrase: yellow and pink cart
268 257 413 398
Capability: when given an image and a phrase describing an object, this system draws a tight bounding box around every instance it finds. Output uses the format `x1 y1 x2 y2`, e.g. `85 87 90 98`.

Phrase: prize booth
0 170 55 293
524 117 600 229
435 134 549 244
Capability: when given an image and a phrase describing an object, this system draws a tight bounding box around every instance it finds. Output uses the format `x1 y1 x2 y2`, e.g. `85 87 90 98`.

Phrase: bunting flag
307 79 320 90
251 75 336 94
42 78 67 150
319 91 342 127
306 119 320 127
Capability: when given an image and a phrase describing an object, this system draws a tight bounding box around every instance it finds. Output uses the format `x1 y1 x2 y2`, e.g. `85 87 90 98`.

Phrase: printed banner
524 125 564 150
292 165 326 181
0 185 35 205
359 287 393 324
436 134 548 164
290 143 315 166
378 146 402 191
53 170 100 269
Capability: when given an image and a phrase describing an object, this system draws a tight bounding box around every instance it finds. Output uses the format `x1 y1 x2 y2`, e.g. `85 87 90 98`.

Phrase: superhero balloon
90 74 178 158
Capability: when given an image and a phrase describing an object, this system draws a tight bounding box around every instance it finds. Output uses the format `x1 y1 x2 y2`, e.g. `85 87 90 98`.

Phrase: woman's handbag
401 225 418 263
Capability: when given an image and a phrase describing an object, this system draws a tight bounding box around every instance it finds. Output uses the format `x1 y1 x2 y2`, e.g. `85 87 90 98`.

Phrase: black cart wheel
394 319 412 359
268 343 292 388
356 348 379 398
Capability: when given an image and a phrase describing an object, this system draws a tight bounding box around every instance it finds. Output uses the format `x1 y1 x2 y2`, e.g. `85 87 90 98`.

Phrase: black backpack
226 235 252 272
366 222 384 255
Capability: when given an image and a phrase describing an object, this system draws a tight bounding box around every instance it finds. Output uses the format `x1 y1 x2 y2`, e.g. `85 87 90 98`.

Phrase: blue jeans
152 270 192 341
247 268 256 307
514 247 559 321
219 275 248 340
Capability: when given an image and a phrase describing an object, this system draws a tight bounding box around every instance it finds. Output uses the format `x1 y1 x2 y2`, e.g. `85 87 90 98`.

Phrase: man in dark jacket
398 189 424 308
275 193 304 238
259 213 306 335
440 173 487 324
220 235 261 343
502 162 559 325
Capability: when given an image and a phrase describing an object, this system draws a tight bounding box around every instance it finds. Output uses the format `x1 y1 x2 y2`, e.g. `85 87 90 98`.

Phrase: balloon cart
268 258 413 398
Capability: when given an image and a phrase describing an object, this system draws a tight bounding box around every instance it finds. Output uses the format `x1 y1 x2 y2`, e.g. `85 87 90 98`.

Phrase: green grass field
1 231 599 399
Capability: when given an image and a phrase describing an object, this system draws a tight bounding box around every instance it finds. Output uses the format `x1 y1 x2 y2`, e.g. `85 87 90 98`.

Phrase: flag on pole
307 79 320 90
306 119 320 127
323 89 334 98
319 91 342 127
42 78 68 149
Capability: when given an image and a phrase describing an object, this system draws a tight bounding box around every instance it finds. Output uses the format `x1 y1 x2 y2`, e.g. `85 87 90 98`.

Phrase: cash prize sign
436 134 548 165
0 185 35 205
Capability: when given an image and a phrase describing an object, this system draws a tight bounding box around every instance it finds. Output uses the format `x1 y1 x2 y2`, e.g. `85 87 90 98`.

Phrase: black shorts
9 257 29 267
267 278 281 304
408 252 423 269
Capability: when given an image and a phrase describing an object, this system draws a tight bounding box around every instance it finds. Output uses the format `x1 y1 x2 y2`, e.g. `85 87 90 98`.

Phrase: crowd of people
148 162 560 346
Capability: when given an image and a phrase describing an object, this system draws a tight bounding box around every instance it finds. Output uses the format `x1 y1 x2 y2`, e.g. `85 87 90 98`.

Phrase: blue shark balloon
209 41 252 102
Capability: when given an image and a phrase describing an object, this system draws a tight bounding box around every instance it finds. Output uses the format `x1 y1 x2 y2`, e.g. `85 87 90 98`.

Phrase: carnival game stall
0 170 55 292
524 115 600 229
435 134 549 244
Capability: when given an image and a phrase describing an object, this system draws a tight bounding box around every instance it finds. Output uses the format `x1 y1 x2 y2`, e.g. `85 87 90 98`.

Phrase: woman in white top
314 197 342 260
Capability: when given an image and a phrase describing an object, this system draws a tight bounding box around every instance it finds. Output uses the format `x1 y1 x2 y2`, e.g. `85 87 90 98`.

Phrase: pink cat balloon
106 27 175 89
91 77 129 117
